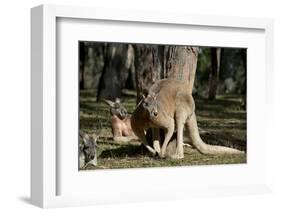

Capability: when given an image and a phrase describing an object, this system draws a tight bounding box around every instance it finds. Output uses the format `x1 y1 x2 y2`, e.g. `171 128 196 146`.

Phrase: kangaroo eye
143 102 148 107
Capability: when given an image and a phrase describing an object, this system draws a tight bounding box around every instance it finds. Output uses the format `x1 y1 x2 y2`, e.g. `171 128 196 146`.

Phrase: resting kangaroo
131 79 243 159
104 99 137 142
79 131 99 169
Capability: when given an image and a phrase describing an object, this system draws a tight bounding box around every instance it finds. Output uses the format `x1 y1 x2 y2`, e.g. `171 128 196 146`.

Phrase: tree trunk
124 45 136 90
133 44 163 102
97 44 134 101
134 45 198 100
165 46 198 93
208 48 221 100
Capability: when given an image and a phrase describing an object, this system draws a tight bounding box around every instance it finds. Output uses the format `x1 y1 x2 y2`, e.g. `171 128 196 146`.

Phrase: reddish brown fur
104 99 137 142
111 115 135 138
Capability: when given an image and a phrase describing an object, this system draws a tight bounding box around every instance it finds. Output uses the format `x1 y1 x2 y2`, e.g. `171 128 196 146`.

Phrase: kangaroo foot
159 150 166 158
170 153 184 159
183 143 192 148
148 149 157 157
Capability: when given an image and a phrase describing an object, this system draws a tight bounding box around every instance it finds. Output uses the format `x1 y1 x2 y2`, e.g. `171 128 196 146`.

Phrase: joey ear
91 134 99 147
79 130 86 139
92 133 99 141
81 133 90 144
94 138 99 147
103 99 115 107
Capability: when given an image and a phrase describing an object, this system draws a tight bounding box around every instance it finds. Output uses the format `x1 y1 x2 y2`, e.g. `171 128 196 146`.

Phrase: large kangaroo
131 79 243 159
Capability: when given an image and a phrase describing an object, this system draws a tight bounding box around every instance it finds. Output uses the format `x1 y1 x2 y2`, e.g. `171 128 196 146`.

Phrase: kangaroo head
141 93 159 118
79 131 99 168
104 98 128 119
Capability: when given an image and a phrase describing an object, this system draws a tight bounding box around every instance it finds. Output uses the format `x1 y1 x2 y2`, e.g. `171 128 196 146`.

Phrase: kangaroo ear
82 134 90 145
91 133 99 140
79 130 86 138
115 98 121 103
79 131 90 145
147 92 156 98
103 99 115 107
90 133 98 147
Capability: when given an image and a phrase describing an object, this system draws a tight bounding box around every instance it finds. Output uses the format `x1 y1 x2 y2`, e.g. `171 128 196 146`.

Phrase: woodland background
79 42 247 169
79 43 246 102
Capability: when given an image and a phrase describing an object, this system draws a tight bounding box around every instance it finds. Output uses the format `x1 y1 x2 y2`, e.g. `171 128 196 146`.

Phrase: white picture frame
31 4 274 208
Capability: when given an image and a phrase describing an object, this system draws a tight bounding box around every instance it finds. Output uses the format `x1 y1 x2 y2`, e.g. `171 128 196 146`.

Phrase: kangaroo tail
113 136 138 142
192 139 244 155
186 113 244 155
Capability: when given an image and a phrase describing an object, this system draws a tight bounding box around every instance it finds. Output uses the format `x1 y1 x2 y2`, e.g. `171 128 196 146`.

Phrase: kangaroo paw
153 140 161 154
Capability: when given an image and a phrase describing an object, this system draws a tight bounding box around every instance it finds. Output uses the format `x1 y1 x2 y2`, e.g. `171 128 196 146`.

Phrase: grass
79 90 246 170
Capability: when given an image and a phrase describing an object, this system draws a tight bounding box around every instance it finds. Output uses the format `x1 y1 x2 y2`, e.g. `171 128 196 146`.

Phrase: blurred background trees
79 42 247 167
79 42 246 106
96 43 135 101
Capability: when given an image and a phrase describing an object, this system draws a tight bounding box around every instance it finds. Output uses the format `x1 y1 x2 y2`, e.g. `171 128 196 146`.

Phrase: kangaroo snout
152 110 158 116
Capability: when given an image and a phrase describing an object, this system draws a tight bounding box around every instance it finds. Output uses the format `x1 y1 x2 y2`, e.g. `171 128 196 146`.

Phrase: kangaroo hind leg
173 93 194 159
173 110 188 159
159 117 175 158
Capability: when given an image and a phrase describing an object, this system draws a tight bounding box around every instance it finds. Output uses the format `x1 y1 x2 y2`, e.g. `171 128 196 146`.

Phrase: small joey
79 131 99 169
